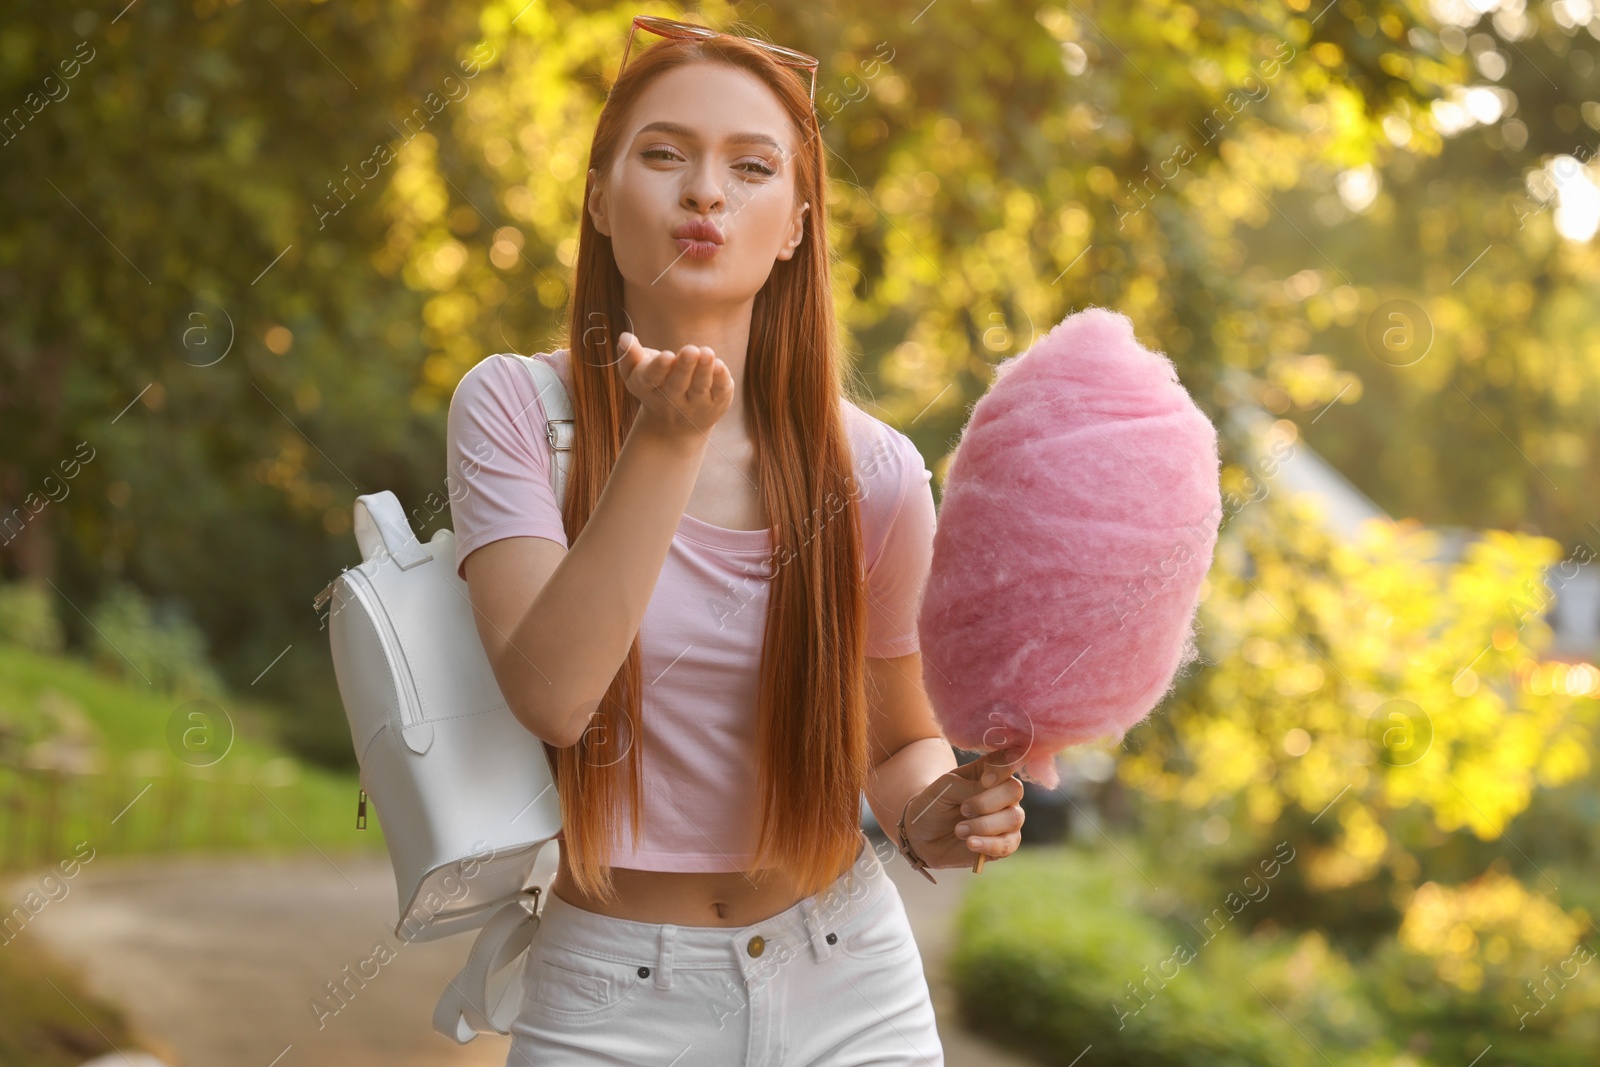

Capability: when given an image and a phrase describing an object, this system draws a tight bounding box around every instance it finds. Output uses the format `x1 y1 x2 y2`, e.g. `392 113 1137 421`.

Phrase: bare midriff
549 845 858 928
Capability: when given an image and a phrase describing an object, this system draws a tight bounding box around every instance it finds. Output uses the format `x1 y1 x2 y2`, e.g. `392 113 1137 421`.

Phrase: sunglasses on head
617 14 820 105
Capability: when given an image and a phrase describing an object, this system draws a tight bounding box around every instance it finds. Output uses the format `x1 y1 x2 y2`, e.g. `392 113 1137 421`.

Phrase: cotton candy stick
916 308 1222 872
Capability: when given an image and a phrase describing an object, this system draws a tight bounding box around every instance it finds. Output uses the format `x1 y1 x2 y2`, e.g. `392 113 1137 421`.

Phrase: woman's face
588 61 809 308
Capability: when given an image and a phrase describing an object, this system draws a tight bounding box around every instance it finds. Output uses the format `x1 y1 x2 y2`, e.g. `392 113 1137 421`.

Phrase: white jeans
505 831 944 1066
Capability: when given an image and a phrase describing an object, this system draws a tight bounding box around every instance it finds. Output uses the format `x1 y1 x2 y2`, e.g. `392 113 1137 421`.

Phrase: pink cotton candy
918 307 1222 790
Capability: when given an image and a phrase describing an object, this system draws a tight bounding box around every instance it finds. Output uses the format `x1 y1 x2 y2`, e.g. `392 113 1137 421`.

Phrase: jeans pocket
834 887 918 961
522 937 648 1022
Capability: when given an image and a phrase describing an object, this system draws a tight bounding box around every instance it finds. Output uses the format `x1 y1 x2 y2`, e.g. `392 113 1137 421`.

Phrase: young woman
445 17 1025 1066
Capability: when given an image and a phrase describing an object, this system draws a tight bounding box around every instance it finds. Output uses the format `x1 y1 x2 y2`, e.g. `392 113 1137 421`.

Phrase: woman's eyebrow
633 119 782 152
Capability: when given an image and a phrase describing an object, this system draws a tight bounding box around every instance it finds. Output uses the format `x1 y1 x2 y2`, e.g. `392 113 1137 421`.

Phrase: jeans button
747 935 765 958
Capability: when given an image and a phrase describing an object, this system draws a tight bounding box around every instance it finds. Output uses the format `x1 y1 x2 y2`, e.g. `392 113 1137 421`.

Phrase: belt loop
799 897 833 962
655 923 676 990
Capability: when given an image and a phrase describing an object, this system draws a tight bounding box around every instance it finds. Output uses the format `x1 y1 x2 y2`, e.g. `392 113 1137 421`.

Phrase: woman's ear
587 168 612 237
777 200 809 261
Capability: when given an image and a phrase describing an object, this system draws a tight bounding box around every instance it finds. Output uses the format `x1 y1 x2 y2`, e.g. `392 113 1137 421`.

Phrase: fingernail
961 805 972 817
955 823 970 837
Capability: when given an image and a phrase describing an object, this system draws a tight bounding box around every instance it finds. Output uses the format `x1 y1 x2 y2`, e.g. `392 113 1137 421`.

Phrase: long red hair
545 30 869 904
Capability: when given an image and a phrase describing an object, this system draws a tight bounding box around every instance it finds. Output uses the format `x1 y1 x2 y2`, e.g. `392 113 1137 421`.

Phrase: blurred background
3 0 1599 1064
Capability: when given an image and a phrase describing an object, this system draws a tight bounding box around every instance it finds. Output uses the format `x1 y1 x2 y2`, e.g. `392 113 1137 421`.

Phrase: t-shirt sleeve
863 429 936 658
446 354 569 583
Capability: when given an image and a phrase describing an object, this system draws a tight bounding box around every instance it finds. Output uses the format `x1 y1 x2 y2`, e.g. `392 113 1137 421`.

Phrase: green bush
1361 870 1600 1067
0 580 64 654
85 581 226 699
949 845 1397 1067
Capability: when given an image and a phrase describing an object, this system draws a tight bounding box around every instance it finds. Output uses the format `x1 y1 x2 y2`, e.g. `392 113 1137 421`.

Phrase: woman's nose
681 169 726 212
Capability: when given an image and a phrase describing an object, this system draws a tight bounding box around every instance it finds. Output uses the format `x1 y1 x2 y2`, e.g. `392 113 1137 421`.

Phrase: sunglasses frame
617 14 819 105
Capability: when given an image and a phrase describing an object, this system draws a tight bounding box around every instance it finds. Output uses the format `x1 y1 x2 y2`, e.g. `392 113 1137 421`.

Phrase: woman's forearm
865 736 957 843
501 418 709 746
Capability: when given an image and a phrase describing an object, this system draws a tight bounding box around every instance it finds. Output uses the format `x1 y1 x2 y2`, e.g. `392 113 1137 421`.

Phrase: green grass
0 642 387 871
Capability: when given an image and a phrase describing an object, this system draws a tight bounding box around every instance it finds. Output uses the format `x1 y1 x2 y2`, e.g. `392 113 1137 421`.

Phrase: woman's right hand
617 330 734 442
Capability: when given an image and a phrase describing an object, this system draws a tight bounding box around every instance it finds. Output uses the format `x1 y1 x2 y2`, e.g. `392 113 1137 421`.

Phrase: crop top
445 349 937 871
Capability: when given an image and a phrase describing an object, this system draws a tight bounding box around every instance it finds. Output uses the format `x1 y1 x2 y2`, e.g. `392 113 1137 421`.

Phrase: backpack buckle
546 419 573 452
313 576 339 614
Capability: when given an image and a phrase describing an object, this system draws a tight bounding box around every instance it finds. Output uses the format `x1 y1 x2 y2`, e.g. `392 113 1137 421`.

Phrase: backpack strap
513 354 574 509
431 890 544 1043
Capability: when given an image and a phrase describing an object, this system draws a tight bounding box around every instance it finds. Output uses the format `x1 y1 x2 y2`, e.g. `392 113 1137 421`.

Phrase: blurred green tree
2 0 1596 767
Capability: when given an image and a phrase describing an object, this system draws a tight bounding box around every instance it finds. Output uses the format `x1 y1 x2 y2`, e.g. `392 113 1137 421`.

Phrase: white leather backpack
313 353 574 1044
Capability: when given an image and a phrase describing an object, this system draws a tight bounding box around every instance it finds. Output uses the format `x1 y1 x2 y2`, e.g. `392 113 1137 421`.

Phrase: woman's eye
640 147 774 178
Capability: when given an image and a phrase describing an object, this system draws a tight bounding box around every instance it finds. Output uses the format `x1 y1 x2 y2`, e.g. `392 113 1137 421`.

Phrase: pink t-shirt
445 349 936 871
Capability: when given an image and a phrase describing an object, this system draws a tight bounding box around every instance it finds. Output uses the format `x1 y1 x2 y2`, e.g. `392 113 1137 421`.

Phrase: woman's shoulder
451 348 572 420
837 397 932 511
840 395 926 466
838 398 936 582
541 346 573 387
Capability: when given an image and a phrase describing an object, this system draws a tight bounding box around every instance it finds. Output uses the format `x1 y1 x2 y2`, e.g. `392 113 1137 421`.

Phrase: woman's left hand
903 748 1026 869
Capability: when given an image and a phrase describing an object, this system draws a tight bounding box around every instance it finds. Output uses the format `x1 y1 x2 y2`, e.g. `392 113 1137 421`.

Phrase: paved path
9 835 1034 1067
